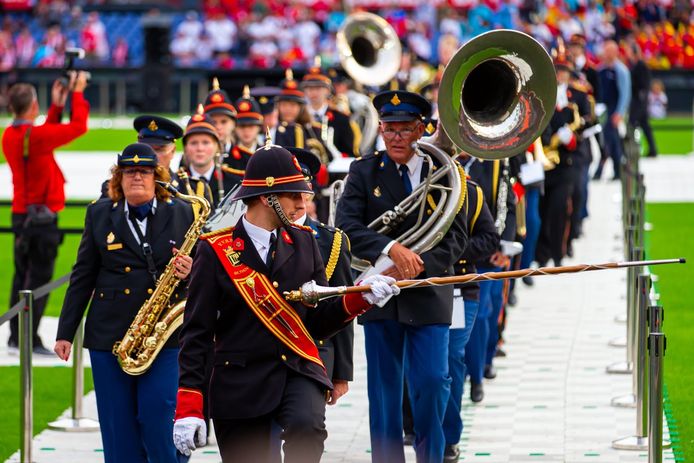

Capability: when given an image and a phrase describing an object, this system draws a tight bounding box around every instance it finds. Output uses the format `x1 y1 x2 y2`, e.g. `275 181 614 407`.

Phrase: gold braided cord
325 229 343 281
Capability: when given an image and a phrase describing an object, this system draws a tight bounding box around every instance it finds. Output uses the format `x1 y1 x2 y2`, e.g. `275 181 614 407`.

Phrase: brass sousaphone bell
438 29 557 160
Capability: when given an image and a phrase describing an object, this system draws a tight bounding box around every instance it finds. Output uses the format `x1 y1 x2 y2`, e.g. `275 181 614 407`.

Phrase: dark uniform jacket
454 180 499 302
222 144 254 180
178 221 364 420
310 108 359 158
274 121 314 152
335 150 468 326
306 216 354 381
56 197 195 350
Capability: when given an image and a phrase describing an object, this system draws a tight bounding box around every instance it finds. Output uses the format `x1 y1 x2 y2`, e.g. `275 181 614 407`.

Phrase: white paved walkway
3 179 677 462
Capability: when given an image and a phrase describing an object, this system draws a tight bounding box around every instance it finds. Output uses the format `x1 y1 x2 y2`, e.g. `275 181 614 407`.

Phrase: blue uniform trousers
520 187 541 269
485 271 505 366
364 320 450 463
90 348 186 463
442 300 479 446
465 266 503 382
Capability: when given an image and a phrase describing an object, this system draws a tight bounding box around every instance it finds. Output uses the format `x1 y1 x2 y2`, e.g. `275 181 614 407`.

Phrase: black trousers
536 168 574 266
8 213 61 347
630 106 658 156
214 373 328 463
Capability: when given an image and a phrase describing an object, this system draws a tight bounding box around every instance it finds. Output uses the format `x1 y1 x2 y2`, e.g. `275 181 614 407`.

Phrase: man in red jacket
3 71 89 355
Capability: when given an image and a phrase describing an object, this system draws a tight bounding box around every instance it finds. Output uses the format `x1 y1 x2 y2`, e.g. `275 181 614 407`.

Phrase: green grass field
649 118 694 155
646 202 694 462
0 366 94 461
0 205 86 318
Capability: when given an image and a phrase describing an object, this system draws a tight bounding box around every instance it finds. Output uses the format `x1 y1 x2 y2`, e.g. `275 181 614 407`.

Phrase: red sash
206 232 325 369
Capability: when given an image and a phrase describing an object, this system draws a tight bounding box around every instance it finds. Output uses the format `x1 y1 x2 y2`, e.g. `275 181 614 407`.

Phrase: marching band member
203 77 237 157
536 54 589 268
273 69 313 150
224 85 264 180
336 90 467 463
462 154 518 402
55 143 194 463
180 107 238 208
301 62 360 158
442 177 499 462
173 143 398 462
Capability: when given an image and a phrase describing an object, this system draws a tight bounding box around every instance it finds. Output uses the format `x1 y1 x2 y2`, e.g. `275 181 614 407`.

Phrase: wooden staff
284 258 685 304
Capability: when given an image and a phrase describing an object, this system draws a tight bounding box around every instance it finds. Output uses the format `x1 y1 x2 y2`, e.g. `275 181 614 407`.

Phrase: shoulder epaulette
290 223 314 233
221 165 245 176
356 151 381 162
570 82 590 94
200 226 234 241
316 221 336 232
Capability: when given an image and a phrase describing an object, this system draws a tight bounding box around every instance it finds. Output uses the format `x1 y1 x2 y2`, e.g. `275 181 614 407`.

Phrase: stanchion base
610 394 636 408
614 313 627 323
609 336 627 347
47 417 100 432
612 435 648 450
606 361 633 374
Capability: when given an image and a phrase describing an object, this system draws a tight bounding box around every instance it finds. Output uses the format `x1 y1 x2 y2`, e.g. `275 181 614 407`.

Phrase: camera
59 48 91 88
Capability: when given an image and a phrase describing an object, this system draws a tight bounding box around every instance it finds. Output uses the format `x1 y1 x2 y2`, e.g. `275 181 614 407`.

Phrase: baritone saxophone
113 182 211 375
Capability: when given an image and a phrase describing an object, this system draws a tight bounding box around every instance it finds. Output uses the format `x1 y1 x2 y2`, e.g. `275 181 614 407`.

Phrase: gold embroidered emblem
266 176 275 187
426 122 434 133
373 186 381 197
259 96 268 104
148 120 158 131
278 125 286 133
107 232 115 244
133 155 140 164
390 94 401 105
245 277 255 288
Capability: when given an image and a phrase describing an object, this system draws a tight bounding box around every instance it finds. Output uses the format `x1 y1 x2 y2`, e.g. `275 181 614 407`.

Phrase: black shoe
495 348 506 358
592 170 603 181
444 444 460 462
33 345 54 356
566 243 574 258
470 381 484 402
522 276 534 287
403 433 415 446
507 292 517 306
484 364 497 379
7 340 18 355
647 152 657 158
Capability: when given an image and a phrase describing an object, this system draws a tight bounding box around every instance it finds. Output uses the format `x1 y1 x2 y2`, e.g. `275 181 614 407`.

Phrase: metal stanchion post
647 305 671 452
648 332 666 463
48 319 100 432
18 290 33 463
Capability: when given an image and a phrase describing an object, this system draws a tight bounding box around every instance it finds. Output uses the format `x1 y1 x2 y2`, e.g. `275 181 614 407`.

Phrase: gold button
224 361 229 366
427 210 432 215
99 293 104 298
124 288 130 295
281 354 287 361
319 340 324 345
125 266 131 273
273 281 279 288
147 288 153 294
459 259 464 264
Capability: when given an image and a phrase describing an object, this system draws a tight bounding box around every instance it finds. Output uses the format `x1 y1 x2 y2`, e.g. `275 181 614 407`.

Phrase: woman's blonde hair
107 165 172 202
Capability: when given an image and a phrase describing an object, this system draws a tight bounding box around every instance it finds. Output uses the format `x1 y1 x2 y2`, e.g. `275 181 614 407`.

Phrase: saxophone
113 183 211 375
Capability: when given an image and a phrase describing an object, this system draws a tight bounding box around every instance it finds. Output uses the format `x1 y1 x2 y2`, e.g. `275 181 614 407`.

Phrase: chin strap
267 194 293 227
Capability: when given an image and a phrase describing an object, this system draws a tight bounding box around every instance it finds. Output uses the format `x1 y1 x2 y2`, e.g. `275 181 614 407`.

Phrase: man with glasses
336 90 468 463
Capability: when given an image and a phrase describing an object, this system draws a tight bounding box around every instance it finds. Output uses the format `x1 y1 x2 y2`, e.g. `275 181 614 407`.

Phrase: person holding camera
2 71 89 355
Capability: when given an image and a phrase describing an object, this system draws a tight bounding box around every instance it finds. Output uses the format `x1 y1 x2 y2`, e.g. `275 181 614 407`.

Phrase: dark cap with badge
133 115 183 146
251 86 281 115
301 57 332 89
118 143 158 167
235 85 264 127
203 77 237 119
372 90 432 122
232 142 312 200
276 69 306 104
183 104 220 144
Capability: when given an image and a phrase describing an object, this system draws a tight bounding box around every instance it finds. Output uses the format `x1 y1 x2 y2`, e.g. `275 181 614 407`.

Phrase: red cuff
565 135 577 151
342 292 371 321
175 388 204 420
316 164 329 187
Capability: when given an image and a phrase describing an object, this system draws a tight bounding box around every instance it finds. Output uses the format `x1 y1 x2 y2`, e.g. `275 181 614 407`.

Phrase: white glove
173 417 207 456
360 275 400 307
557 125 573 145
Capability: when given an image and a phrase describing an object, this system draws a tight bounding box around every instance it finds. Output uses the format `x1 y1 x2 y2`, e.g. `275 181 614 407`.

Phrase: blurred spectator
294 9 321 63
196 32 216 67
648 79 668 119
0 31 17 71
15 26 36 67
205 11 237 54
624 43 658 157
178 11 203 39
171 30 198 66
112 37 129 67
437 34 460 67
81 12 109 63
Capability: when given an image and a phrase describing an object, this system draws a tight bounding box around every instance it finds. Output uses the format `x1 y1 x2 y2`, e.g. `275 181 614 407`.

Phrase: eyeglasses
123 168 155 177
381 127 417 140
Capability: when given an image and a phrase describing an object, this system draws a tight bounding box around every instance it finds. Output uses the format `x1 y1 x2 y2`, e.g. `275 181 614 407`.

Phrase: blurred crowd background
1 0 694 72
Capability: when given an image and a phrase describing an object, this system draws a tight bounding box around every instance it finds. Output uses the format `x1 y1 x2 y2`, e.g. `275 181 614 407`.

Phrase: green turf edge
0 366 94 461
646 202 694 462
